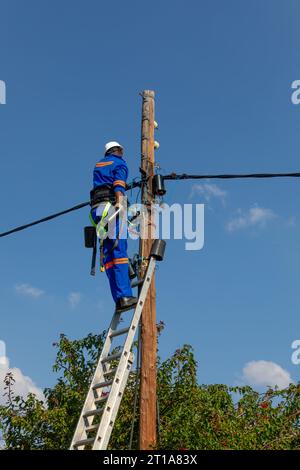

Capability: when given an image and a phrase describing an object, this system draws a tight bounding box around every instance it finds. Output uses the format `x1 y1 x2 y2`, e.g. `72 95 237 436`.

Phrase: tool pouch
84 226 96 248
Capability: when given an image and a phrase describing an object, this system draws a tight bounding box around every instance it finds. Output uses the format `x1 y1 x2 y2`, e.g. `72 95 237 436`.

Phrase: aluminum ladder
70 240 165 450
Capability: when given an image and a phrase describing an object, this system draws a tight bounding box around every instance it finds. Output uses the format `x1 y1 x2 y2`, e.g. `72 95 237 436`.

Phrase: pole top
142 90 155 99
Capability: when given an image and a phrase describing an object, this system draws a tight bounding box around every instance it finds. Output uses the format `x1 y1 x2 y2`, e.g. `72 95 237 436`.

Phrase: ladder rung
103 368 117 378
102 352 122 364
94 395 108 405
131 278 144 288
85 424 99 434
115 305 136 313
110 327 130 338
73 437 95 448
83 408 103 418
92 379 113 390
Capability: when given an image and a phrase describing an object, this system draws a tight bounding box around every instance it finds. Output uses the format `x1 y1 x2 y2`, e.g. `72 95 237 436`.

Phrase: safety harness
90 186 116 209
88 186 128 275
86 186 141 276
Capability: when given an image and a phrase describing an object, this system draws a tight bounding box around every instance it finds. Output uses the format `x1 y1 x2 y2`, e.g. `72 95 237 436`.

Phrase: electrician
90 141 137 312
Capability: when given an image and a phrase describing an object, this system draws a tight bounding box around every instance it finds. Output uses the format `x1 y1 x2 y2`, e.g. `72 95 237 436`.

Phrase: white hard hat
104 141 123 154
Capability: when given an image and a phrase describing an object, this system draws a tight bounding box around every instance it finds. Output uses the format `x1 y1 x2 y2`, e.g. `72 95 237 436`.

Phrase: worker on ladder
90 141 137 312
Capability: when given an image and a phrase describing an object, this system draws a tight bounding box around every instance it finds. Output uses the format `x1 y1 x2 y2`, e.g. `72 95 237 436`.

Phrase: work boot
116 296 137 312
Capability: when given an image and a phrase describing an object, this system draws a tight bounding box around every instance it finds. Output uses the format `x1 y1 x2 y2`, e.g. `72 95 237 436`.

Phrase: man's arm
113 160 128 205
115 190 124 205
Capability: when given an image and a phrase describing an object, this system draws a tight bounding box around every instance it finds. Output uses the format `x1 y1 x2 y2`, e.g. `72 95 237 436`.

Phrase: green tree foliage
0 330 299 450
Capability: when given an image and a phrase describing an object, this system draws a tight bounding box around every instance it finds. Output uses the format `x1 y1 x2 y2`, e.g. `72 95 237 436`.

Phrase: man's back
93 154 128 192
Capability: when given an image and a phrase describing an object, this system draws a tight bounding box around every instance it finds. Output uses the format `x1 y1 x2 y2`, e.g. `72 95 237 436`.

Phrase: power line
1 170 300 239
164 171 300 180
0 201 90 238
0 179 143 239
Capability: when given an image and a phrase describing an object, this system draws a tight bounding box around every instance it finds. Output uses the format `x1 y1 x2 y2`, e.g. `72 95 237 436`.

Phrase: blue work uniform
91 154 133 303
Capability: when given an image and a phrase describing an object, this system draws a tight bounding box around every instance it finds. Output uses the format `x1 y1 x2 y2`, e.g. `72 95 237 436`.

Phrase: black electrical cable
0 201 90 238
126 180 142 190
0 179 142 239
163 171 300 180
2 171 300 239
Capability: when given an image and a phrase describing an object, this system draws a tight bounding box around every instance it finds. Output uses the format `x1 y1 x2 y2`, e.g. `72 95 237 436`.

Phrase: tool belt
90 185 116 209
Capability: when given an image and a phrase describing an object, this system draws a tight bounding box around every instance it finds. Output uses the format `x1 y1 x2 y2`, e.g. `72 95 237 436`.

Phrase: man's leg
103 238 118 303
103 212 136 310
111 238 133 299
92 205 119 303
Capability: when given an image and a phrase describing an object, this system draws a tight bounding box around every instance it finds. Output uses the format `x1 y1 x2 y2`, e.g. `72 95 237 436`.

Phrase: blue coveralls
91 154 133 303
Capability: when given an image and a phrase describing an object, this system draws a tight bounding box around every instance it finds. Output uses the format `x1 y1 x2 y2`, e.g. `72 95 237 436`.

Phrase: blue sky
0 0 300 398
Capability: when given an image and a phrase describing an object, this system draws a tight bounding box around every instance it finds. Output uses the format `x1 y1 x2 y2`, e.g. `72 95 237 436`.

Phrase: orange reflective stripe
113 258 128 265
104 261 114 270
104 258 128 269
96 161 114 167
113 180 126 188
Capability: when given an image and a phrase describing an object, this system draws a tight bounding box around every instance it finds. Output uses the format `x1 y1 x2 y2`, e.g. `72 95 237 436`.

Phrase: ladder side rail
70 311 122 448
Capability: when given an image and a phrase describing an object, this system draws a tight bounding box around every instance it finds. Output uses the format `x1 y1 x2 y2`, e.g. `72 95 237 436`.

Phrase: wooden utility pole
139 90 157 450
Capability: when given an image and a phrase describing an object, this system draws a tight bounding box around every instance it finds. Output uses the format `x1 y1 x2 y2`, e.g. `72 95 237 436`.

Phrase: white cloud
190 183 227 205
68 292 81 308
242 360 293 390
226 206 277 232
0 354 44 405
15 283 44 298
